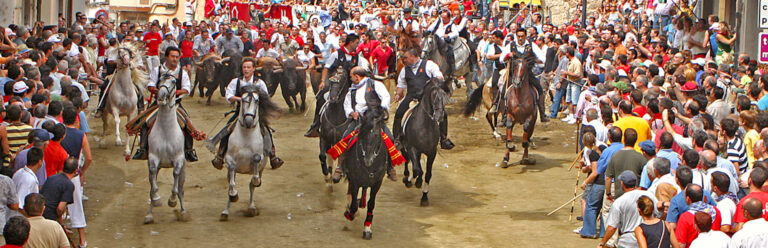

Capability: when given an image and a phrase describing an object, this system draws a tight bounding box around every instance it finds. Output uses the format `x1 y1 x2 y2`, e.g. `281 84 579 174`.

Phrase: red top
143 32 163 56
97 34 107 56
733 191 768 223
356 40 380 59
632 106 646 117
0 245 24 248
291 35 304 47
655 124 684 155
44 141 68 178
463 0 474 16
180 40 194 58
676 208 722 248
371 45 393 75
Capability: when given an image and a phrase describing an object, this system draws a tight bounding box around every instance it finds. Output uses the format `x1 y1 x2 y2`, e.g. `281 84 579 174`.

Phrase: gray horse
421 33 473 94
102 44 147 159
220 85 281 221
400 79 449 206
144 73 188 224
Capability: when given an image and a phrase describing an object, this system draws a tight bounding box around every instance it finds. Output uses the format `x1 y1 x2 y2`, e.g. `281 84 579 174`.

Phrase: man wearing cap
598 170 658 248
132 47 199 162
215 27 243 56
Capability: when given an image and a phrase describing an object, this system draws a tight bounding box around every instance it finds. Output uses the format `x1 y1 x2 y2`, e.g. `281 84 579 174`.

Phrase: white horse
144 73 188 224
102 43 147 158
220 85 280 221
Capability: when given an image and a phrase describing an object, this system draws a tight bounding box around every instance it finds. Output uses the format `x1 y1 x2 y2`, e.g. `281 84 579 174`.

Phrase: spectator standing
143 23 163 79
613 101 652 153
710 171 737 234
5 105 33 164
42 124 67 178
0 172 18 234
39 157 76 248
13 128 51 187
599 171 657 248
674 184 722 248
21 193 69 248
11 147 42 210
634 195 680 248
1 216 30 248
689 212 731 248
605 128 647 201
731 166 768 232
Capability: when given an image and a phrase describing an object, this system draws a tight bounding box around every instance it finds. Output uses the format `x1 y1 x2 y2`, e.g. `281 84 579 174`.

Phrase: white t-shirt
715 197 737 227
690 230 731 248
12 167 39 209
296 50 315 67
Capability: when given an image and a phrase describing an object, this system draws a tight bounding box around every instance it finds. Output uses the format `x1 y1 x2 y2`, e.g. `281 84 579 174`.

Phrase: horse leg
486 112 500 139
411 150 423 189
144 157 161 224
521 120 537 165
100 111 109 147
359 187 367 208
168 158 180 208
344 184 360 221
220 158 237 221
173 158 189 221
502 123 515 168
402 151 412 188
362 182 382 240
124 111 137 157
113 110 123 146
246 166 260 217
421 153 436 207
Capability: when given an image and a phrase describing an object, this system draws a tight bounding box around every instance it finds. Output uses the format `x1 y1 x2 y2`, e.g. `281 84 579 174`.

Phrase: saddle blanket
327 129 406 166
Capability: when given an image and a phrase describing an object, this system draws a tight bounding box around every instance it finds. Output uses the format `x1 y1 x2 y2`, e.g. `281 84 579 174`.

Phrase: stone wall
542 0 602 26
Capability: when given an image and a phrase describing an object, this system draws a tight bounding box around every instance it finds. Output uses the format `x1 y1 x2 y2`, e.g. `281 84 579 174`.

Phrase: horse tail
463 83 484 117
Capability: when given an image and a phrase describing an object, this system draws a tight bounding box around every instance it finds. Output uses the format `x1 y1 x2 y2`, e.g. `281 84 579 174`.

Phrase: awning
510 0 542 5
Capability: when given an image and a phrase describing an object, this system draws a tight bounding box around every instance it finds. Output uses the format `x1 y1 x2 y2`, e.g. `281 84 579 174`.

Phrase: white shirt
324 50 364 69
708 167 739 196
49 72 66 95
690 231 732 248
715 197 737 227
12 167 38 209
730 218 768 248
648 174 681 196
148 64 191 92
296 50 315 67
499 41 531 64
428 19 460 40
225 75 269 103
343 78 390 118
396 59 443 89
67 44 81 58
586 119 608 144
70 81 89 102
256 47 281 59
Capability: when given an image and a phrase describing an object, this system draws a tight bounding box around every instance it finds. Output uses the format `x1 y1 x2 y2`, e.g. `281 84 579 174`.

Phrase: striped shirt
726 136 749 173
6 123 33 162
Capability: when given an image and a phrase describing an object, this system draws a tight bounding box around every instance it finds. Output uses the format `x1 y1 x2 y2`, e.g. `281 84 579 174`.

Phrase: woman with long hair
715 22 737 65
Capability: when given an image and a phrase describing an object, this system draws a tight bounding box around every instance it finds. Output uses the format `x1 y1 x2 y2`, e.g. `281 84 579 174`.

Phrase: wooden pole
567 147 584 171
547 192 584 216
569 157 583 222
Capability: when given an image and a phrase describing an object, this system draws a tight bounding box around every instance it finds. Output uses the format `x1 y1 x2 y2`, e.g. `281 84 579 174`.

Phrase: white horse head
155 73 178 107
239 85 261 129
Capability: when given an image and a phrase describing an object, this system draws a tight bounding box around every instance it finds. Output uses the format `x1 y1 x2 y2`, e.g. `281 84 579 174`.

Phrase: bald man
729 198 768 247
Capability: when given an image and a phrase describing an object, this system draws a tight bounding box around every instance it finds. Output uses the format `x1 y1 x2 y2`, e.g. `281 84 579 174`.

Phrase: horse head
327 74 346 103
155 72 178 107
239 84 261 129
423 78 448 122
507 52 536 89
420 33 437 60
117 47 133 68
359 95 387 168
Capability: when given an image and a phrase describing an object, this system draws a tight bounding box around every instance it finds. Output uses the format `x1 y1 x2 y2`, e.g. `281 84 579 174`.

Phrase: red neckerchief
340 45 359 57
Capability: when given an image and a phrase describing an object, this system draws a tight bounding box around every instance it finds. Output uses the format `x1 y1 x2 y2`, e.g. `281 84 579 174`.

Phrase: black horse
278 58 308 112
400 79 448 206
340 89 389 240
318 75 350 186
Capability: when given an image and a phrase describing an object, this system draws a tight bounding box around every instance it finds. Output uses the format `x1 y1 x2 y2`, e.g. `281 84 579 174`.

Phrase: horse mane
255 88 282 125
117 42 148 94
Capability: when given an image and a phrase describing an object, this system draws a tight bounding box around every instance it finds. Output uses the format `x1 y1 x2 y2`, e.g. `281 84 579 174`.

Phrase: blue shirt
639 161 654 189
597 142 624 174
657 149 681 172
78 111 90 132
667 190 717 223
758 94 768 111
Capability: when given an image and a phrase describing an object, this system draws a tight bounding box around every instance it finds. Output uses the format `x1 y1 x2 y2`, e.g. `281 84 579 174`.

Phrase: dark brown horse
501 52 539 167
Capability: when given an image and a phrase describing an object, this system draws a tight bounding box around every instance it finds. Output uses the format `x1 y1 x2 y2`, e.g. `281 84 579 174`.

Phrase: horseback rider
132 47 199 161
485 30 507 115
304 34 362 138
208 57 284 169
393 48 455 150
426 9 463 78
498 28 550 122
94 40 145 117
332 66 397 181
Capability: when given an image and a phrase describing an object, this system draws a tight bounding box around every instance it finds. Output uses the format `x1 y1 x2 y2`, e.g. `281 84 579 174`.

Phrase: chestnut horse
501 52 539 167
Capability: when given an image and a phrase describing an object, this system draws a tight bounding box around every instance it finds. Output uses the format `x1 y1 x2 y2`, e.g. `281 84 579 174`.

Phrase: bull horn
194 60 203 66
254 66 263 71
220 57 231 62
296 66 307 70
273 67 283 73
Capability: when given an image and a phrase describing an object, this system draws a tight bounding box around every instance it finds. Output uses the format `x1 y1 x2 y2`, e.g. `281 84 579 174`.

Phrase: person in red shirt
356 33 380 61
143 23 163 78
732 166 768 232
43 124 68 178
370 39 392 76
290 27 304 47
675 184 722 248
629 90 646 117
179 31 195 74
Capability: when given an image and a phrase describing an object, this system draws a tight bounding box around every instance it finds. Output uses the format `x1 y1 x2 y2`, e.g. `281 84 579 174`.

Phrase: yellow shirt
613 115 652 153
743 129 760 169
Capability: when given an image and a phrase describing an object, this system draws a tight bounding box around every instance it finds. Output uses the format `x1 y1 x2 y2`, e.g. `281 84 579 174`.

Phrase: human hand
580 183 586 190
351 112 360 120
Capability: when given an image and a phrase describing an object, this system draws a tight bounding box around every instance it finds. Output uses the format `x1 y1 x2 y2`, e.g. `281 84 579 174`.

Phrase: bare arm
0 126 9 158
667 221 682 248
635 225 648 248
56 201 67 224
80 135 92 185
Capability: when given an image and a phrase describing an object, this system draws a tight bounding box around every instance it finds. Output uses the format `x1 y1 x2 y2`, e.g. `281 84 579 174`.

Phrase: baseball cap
12 81 29 94
691 58 706 66
618 170 638 187
16 44 30 54
681 81 698 92
639 140 656 154
32 129 53 143
599 60 612 69
47 35 62 43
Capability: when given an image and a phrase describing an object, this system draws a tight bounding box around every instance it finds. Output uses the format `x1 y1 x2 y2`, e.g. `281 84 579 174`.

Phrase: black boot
185 150 199 162
183 129 198 162
304 97 323 137
439 118 454 150
132 126 148 160
304 121 320 137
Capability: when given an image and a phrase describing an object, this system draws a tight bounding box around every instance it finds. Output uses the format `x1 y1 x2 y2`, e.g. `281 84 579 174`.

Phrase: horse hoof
362 231 373 240
115 140 124 146
403 177 413 188
143 215 154 224
168 198 177 208
151 199 162 207
520 158 537 165
414 178 423 189
176 210 189 222
420 198 429 207
229 194 239 203
219 213 229 222
344 210 355 221
509 145 517 152
501 160 510 168
245 207 259 217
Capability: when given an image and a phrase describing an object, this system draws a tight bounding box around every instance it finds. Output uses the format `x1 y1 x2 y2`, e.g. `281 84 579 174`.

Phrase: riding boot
136 88 146 112
532 77 549 122
270 146 284 169
264 127 284 169
211 134 229 170
95 80 109 118
439 116 455 150
184 129 198 162
132 126 149 160
386 161 397 181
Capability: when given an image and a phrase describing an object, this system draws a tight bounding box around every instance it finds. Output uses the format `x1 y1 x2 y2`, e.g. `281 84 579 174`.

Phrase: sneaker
573 227 582 234
567 118 577 125
561 114 573 122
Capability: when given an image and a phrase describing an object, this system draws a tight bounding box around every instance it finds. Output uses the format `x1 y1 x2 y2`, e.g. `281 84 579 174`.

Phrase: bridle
239 90 259 129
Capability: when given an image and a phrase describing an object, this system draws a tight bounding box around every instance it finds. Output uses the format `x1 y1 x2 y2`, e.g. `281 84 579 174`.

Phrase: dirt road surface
83 87 597 247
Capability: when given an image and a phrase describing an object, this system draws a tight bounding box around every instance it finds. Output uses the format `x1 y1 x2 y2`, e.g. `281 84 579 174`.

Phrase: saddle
400 100 420 135
126 104 206 141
